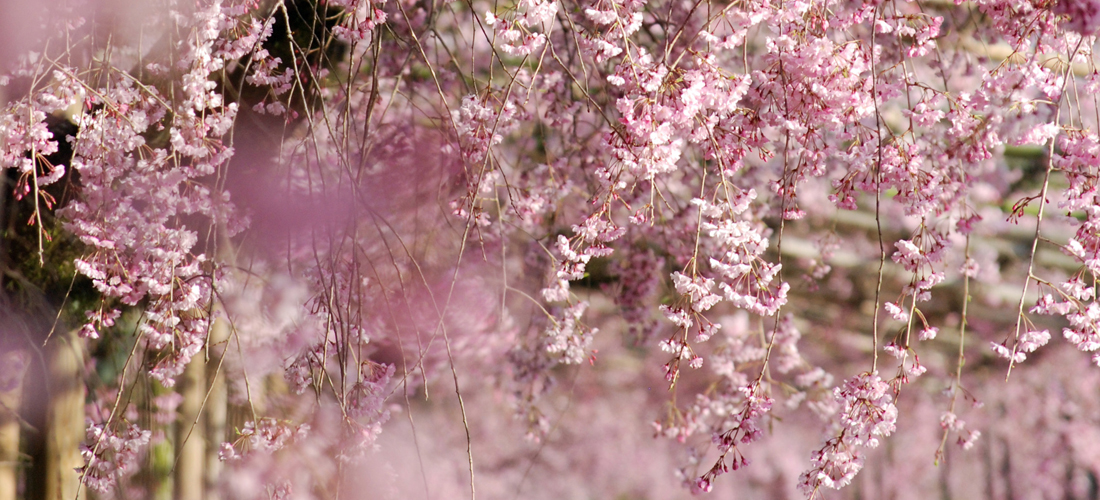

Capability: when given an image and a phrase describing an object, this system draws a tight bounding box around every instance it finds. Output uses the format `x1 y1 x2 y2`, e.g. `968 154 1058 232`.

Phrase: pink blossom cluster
79 421 152 494
6 0 1100 495
328 0 388 41
799 372 897 494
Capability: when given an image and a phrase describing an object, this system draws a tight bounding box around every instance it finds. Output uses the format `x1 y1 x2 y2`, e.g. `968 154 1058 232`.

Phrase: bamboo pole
203 318 230 500
44 331 86 500
174 354 206 500
0 349 28 500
